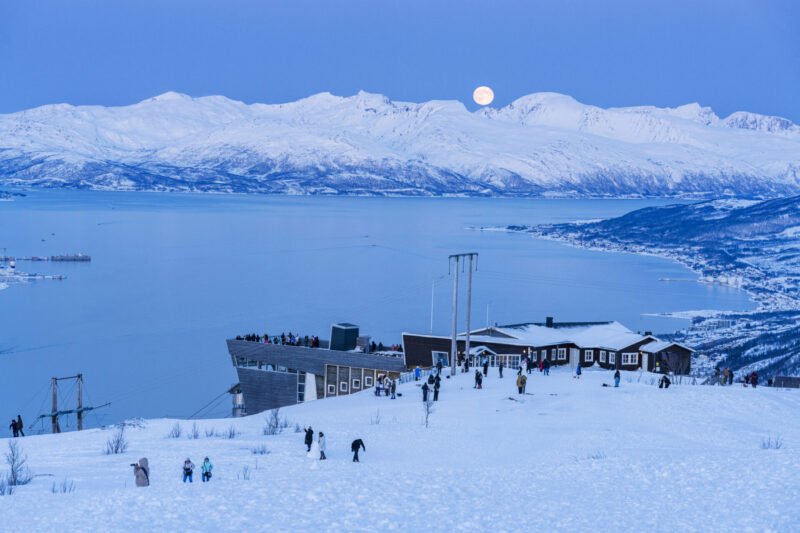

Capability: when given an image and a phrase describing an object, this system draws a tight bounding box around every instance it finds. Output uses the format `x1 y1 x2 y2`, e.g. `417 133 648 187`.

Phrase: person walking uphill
422 382 429 402
304 427 314 452
183 458 195 483
201 457 213 482
132 457 150 487
516 373 527 394
351 438 365 462
16 415 24 437
318 432 327 460
9 419 18 438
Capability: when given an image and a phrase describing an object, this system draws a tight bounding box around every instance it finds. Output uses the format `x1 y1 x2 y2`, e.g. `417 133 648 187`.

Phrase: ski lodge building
402 318 693 375
227 318 693 415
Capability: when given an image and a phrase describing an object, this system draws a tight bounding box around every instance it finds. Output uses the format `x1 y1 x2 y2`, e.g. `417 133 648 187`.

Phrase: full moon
473 86 494 106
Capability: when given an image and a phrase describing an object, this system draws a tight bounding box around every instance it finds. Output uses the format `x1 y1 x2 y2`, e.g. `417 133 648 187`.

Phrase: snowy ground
1 367 799 532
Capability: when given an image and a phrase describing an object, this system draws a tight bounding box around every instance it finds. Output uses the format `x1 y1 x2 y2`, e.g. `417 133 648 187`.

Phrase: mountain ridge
2 91 800 197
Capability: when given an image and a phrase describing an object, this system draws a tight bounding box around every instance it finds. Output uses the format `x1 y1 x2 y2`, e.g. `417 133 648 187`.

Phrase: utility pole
77 373 83 431
464 254 474 373
448 253 478 377
430 279 435 334
450 256 459 377
51 377 60 434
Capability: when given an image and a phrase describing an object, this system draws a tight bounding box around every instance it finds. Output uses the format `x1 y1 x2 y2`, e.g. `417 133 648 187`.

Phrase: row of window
448 349 639 367
234 357 303 374
327 374 379 396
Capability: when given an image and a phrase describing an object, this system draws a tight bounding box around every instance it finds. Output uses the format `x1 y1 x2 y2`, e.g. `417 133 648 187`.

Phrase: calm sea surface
0 191 755 427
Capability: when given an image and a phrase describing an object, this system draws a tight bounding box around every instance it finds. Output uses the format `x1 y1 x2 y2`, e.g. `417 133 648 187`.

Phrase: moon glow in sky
472 86 494 106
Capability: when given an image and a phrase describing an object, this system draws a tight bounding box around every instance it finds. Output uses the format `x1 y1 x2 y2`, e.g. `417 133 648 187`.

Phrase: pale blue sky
1 0 798 119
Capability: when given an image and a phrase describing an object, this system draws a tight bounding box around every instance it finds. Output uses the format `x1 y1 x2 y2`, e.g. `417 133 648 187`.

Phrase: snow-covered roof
638 340 695 353
460 321 652 351
468 345 497 356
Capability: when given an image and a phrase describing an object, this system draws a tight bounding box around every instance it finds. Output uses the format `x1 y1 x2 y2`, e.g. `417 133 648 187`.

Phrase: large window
551 349 556 360
540 350 547 361
432 351 449 366
297 373 305 402
327 384 336 395
352 379 361 390
557 348 567 360
600 350 607 363
609 352 616 365
622 352 638 365
585 350 594 363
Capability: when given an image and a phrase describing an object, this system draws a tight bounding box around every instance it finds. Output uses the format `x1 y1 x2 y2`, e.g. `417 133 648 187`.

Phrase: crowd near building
227 317 698 415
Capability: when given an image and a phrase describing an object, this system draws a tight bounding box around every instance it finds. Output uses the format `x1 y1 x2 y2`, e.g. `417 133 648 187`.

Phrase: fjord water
0 192 754 425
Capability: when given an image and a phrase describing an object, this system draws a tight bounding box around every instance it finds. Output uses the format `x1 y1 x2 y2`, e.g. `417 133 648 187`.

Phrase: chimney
545 317 553 328
644 331 652 336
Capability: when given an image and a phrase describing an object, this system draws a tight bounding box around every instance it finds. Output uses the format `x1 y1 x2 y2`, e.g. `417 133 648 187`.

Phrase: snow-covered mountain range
2 91 800 197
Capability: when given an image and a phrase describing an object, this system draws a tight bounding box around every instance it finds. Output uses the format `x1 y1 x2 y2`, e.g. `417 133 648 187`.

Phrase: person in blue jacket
201 457 213 482
414 366 421 381
574 362 582 379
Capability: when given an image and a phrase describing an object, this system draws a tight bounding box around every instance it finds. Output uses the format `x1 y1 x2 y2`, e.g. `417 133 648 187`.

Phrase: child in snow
390 380 397 399
516 374 527 394
183 458 195 483
305 427 314 451
614 369 620 387
318 432 327 460
477 372 483 389
201 457 213 482
574 363 582 379
474 370 481 388
132 457 149 487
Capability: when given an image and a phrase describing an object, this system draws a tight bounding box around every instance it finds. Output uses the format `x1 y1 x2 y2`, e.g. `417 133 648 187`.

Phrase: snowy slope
2 91 800 197
1 368 798 532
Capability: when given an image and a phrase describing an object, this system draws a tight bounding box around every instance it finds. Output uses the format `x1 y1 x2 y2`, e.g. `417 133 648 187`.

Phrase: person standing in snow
422 382 429 402
132 457 150 487
614 369 621 388
539 358 543 372
433 380 440 401
516 373 527 394
390 380 397 399
520 357 527 375
414 366 421 381
543 358 550 376
436 360 443 375
201 457 213 482
483 359 489 377
751 372 758 388
351 439 365 462
16 415 23 437
183 458 195 483
498 359 504 378
574 362 582 379
722 368 729 385
9 419 18 438
318 432 327 460
304 427 314 451
659 375 671 389
474 369 481 388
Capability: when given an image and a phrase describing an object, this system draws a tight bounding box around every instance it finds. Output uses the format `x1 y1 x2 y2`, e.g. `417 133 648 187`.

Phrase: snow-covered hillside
1 368 798 531
2 91 800 197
